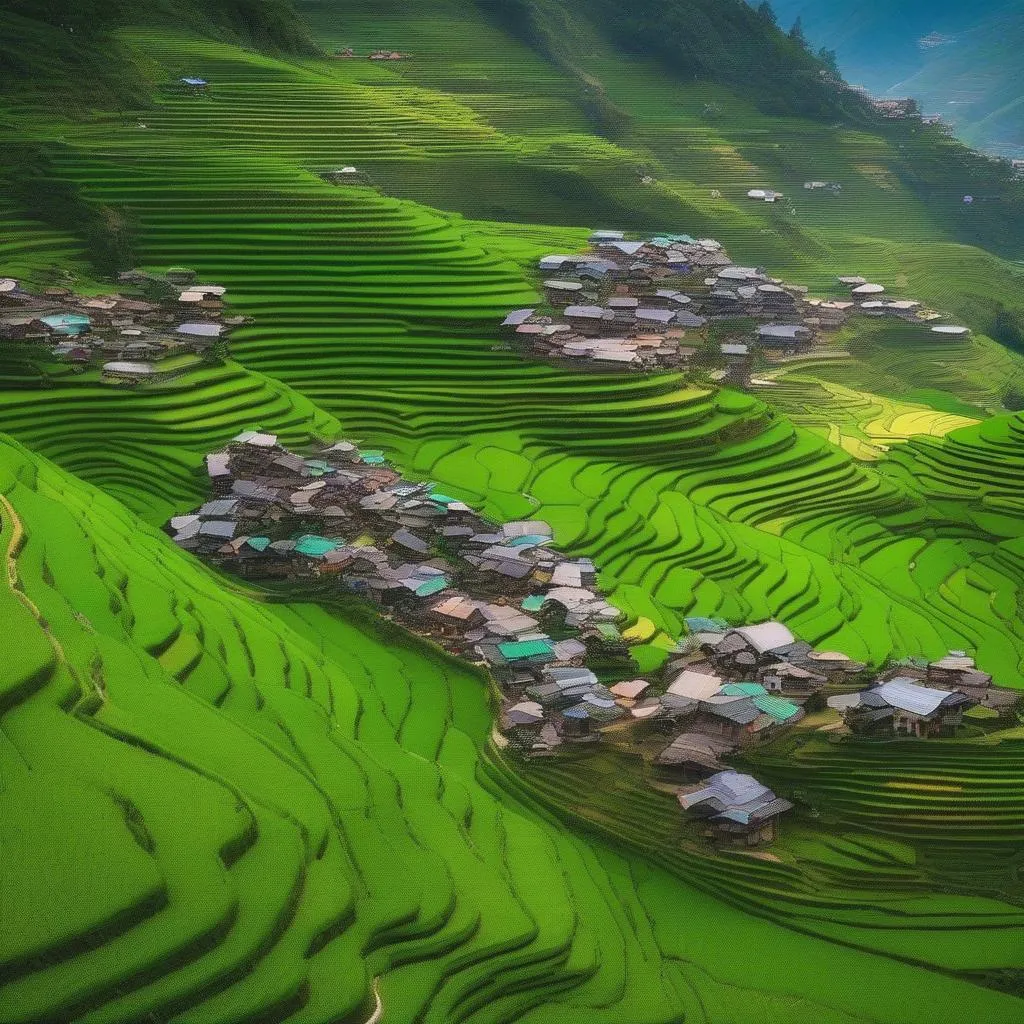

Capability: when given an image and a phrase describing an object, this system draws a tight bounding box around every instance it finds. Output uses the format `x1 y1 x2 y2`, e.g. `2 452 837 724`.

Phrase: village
0 268 241 384
500 229 970 385
168 430 1020 849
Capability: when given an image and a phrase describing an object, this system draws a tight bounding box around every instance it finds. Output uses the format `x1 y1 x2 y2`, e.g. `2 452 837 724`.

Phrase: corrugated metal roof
874 679 950 716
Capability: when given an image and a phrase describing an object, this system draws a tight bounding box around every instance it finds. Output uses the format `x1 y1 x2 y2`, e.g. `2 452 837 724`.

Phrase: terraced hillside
3 1 1024 1018
6 433 1024 1023
3 22 1024 679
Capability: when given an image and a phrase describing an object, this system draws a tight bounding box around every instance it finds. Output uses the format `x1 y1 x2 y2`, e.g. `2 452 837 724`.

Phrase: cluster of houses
332 48 409 60
0 268 241 384
499 230 970 388
170 432 1019 848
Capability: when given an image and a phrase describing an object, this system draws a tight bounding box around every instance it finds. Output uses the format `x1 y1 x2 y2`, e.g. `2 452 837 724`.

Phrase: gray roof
872 678 965 716
199 498 238 517
679 770 790 824
758 324 810 340
502 308 535 326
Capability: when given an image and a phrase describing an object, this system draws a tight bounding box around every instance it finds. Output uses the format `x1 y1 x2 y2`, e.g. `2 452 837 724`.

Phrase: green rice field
2 1 1024 1018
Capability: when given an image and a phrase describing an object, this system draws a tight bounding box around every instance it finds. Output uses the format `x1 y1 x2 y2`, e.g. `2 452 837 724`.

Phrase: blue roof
562 705 591 719
180 77 208 86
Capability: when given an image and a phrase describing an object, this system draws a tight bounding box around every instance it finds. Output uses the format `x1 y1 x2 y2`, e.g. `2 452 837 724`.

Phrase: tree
756 2 777 26
789 16 807 48
817 46 839 73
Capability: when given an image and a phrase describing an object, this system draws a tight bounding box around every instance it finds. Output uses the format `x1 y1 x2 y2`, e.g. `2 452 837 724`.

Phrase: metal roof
873 679 957 716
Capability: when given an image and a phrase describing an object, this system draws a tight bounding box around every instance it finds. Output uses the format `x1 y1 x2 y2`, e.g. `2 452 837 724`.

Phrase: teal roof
521 595 547 612
429 492 456 505
294 535 338 558
41 313 90 327
508 534 550 547
415 576 449 598
719 682 799 722
498 639 554 660
752 692 801 723
685 615 728 633
720 682 765 697
246 536 270 552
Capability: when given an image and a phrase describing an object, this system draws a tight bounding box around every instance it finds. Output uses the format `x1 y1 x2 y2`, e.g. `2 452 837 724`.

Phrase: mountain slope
8 434 1024 1021
768 0 1024 157
3 1 1024 1020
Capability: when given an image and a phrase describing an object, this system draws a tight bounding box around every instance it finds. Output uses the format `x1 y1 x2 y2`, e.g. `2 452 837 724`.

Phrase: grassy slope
2 1 1024 1017
3 10 1023 677
4 434 1024 1022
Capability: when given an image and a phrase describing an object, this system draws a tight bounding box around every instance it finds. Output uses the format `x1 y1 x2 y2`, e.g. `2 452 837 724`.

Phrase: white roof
721 343 748 356
206 452 231 477
103 360 155 375
177 322 223 337
874 679 951 716
931 325 970 335
667 670 723 701
233 430 278 447
502 520 552 539
851 283 885 295
734 621 795 653
0 278 18 293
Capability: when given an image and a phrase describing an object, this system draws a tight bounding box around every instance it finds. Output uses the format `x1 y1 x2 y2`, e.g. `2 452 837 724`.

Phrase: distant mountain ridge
768 0 1024 156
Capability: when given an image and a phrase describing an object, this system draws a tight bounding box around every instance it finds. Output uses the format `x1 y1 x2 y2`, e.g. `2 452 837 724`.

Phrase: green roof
294 535 338 558
720 682 764 697
595 623 621 640
415 576 449 598
752 692 801 723
720 682 800 723
498 639 554 660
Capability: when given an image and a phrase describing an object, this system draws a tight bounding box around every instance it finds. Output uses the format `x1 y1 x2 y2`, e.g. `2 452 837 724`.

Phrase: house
709 621 796 676
840 678 973 737
930 325 970 339
666 669 724 702
655 731 734 780
757 324 811 349
926 651 991 692
180 77 209 90
678 771 792 844
564 306 607 334
176 322 223 345
41 313 91 336
746 189 782 202
691 695 766 744
502 309 536 329
101 360 159 384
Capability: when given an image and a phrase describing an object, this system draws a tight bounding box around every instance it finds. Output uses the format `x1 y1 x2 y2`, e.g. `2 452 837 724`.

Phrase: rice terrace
3 0 1024 1021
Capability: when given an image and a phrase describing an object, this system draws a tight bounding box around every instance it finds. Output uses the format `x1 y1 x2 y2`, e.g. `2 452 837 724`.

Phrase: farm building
679 770 793 845
837 678 974 738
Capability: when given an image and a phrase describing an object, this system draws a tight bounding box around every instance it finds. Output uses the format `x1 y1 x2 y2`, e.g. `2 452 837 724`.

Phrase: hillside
768 0 1024 157
2 0 1024 1020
